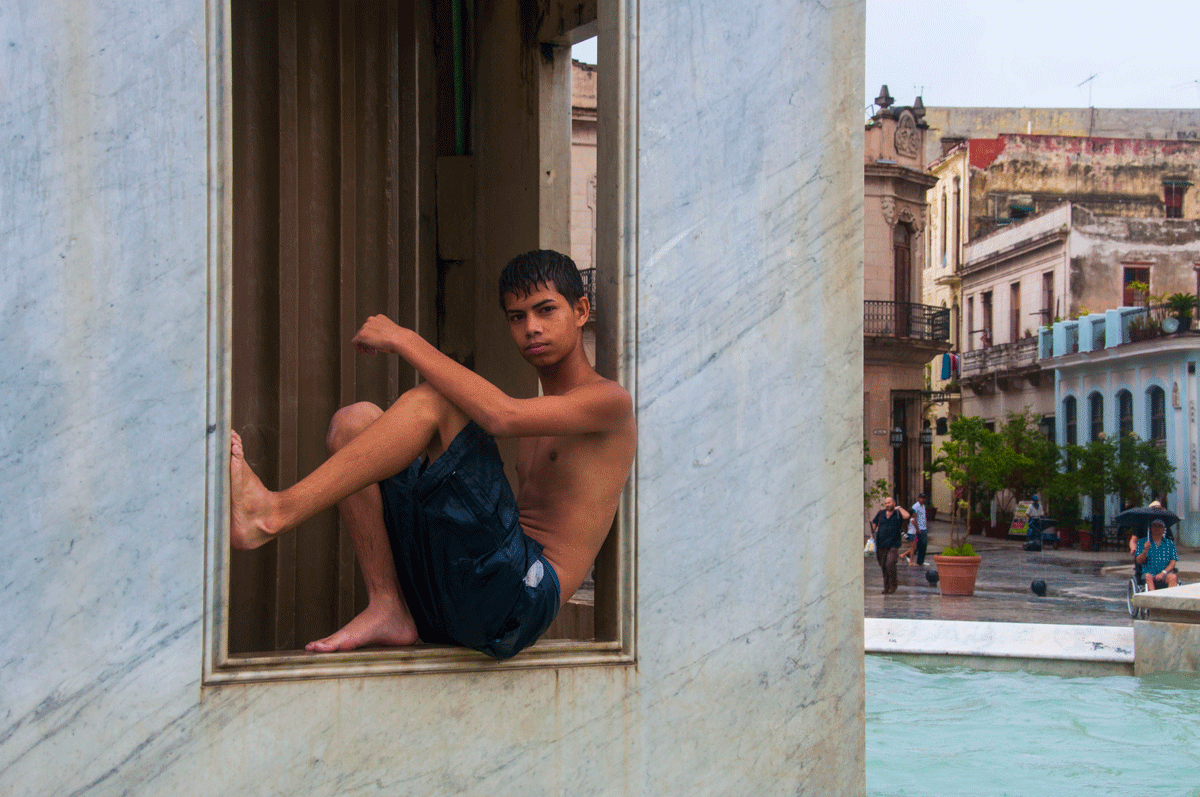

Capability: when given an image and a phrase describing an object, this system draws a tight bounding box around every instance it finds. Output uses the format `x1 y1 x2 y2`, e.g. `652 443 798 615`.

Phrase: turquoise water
867 656 1200 796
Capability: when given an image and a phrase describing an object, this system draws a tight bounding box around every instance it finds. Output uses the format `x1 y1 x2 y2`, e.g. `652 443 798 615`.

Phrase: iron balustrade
579 267 596 322
961 337 1038 378
863 300 951 342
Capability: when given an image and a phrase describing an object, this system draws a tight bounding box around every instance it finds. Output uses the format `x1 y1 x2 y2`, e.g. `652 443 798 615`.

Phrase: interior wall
1 1 867 795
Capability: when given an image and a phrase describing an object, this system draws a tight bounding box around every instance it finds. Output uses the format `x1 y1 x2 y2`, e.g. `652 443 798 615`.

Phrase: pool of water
867 655 1200 796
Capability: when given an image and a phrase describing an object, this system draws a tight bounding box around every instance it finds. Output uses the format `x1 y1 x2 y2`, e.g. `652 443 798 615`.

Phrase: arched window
1117 390 1133 437
1089 392 1104 441
1064 395 1077 446
1148 386 1167 448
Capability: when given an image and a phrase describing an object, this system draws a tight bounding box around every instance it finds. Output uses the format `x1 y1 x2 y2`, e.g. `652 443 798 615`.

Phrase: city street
863 518 1200 627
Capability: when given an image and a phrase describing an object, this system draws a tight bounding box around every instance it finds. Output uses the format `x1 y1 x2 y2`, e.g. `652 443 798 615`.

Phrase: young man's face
502 281 588 367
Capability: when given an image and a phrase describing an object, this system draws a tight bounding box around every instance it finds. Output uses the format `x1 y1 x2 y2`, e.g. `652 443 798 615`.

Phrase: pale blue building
1043 310 1200 545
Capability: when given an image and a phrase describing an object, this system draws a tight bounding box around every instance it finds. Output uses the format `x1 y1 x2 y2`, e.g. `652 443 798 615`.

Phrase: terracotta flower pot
933 555 982 596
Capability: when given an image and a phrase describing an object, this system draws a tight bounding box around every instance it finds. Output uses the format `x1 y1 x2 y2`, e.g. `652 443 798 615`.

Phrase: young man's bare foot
229 430 281 550
305 600 419 652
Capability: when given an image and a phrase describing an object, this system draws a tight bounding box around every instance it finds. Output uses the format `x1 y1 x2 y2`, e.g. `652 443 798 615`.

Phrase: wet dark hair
498 249 586 309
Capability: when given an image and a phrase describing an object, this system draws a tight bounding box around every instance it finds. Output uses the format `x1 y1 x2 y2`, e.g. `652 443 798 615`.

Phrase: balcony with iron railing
863 301 951 343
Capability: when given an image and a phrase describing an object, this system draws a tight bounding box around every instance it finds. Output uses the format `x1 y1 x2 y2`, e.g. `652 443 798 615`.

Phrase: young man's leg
231 382 468 550
304 401 417 652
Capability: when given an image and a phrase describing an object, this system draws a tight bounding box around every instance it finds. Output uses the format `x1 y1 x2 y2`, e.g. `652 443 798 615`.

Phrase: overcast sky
578 4 1200 110
867 0 1200 110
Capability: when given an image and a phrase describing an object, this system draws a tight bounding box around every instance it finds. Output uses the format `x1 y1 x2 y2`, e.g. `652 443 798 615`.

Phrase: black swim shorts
379 421 560 659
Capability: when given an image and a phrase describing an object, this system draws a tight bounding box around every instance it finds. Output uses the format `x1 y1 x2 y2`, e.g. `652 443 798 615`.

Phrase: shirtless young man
229 250 636 659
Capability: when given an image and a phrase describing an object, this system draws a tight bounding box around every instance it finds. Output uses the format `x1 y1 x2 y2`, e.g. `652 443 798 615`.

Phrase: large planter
1057 527 1076 548
1078 529 1094 552
933 555 982 596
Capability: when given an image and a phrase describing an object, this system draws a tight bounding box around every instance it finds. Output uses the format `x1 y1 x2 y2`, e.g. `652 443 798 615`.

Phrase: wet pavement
864 520 1200 628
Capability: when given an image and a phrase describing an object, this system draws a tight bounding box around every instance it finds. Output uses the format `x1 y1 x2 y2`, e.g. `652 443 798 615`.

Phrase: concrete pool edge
865 618 1135 676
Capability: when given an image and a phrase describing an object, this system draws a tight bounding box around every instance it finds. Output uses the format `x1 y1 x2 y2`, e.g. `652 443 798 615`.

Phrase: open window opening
1164 179 1189 219
207 0 636 683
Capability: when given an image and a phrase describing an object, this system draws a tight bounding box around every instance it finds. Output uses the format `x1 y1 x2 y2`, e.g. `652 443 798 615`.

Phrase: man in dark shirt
870 496 911 594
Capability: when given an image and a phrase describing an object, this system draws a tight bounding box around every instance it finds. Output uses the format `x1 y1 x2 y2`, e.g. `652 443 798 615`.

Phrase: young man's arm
354 315 630 437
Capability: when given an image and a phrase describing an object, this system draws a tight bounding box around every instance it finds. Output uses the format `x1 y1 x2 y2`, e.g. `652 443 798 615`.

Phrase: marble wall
1 1 865 795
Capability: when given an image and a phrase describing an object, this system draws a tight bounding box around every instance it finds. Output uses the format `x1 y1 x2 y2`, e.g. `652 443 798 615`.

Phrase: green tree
1065 434 1175 522
1111 433 1176 509
928 416 1005 545
993 410 1061 517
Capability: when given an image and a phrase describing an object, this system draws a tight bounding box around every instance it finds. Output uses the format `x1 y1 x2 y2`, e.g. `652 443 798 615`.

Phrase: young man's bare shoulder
566 377 634 424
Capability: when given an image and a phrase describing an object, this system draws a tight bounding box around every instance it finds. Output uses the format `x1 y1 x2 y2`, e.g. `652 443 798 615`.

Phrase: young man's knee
403 383 467 430
327 402 383 453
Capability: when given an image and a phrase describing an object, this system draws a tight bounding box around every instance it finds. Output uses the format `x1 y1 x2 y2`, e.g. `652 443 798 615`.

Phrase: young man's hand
353 315 405 356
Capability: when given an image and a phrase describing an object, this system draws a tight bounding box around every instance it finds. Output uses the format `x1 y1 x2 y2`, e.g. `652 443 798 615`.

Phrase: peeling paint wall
970 135 1200 239
922 107 1200 164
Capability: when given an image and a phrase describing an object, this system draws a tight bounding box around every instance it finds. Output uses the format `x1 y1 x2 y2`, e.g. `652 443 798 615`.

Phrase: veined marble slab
866 618 1134 663
1 1 868 795
1130 581 1200 615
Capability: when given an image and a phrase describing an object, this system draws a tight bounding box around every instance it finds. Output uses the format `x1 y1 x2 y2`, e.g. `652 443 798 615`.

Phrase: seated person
1134 519 1178 592
1129 500 1165 555
230 250 637 659
1025 496 1043 549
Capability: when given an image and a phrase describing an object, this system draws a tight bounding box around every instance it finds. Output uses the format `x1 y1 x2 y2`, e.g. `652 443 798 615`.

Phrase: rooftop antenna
1077 73 1099 107
1077 73 1099 139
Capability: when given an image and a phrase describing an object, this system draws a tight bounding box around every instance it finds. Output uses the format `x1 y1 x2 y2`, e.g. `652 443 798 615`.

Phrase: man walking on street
870 496 911 594
911 492 929 566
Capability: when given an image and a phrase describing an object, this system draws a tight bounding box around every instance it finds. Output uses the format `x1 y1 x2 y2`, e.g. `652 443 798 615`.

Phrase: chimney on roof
940 136 967 157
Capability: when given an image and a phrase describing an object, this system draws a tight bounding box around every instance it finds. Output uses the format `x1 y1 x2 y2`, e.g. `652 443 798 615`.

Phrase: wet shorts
379 421 560 659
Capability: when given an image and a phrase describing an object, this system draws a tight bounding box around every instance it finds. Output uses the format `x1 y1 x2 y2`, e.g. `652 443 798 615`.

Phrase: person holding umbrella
1134 519 1178 591
1127 500 1166 555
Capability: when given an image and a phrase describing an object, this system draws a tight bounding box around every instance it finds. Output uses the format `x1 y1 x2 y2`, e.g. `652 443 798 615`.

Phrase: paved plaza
864 519 1200 627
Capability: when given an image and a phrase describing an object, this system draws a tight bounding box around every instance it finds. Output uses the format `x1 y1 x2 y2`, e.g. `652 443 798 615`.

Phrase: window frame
1148 385 1167 449
1164 180 1189 220
1117 389 1133 438
1089 391 1104 442
203 0 639 684
1063 395 1077 446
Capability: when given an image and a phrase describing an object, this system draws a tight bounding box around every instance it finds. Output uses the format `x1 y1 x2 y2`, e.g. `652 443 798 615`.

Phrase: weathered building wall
1 1 867 795
922 107 1200 164
969 135 1200 239
570 59 598 273
1067 206 1200 313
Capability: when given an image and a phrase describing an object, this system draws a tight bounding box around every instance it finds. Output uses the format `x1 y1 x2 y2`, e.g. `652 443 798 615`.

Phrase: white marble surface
1 1 866 795
1134 621 1200 675
866 619 1135 663
1131 581 1200 613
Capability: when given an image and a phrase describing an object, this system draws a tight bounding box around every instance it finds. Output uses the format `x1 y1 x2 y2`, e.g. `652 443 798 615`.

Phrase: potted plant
1166 292 1197 331
934 541 982 596
1127 280 1150 307
1128 313 1159 342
